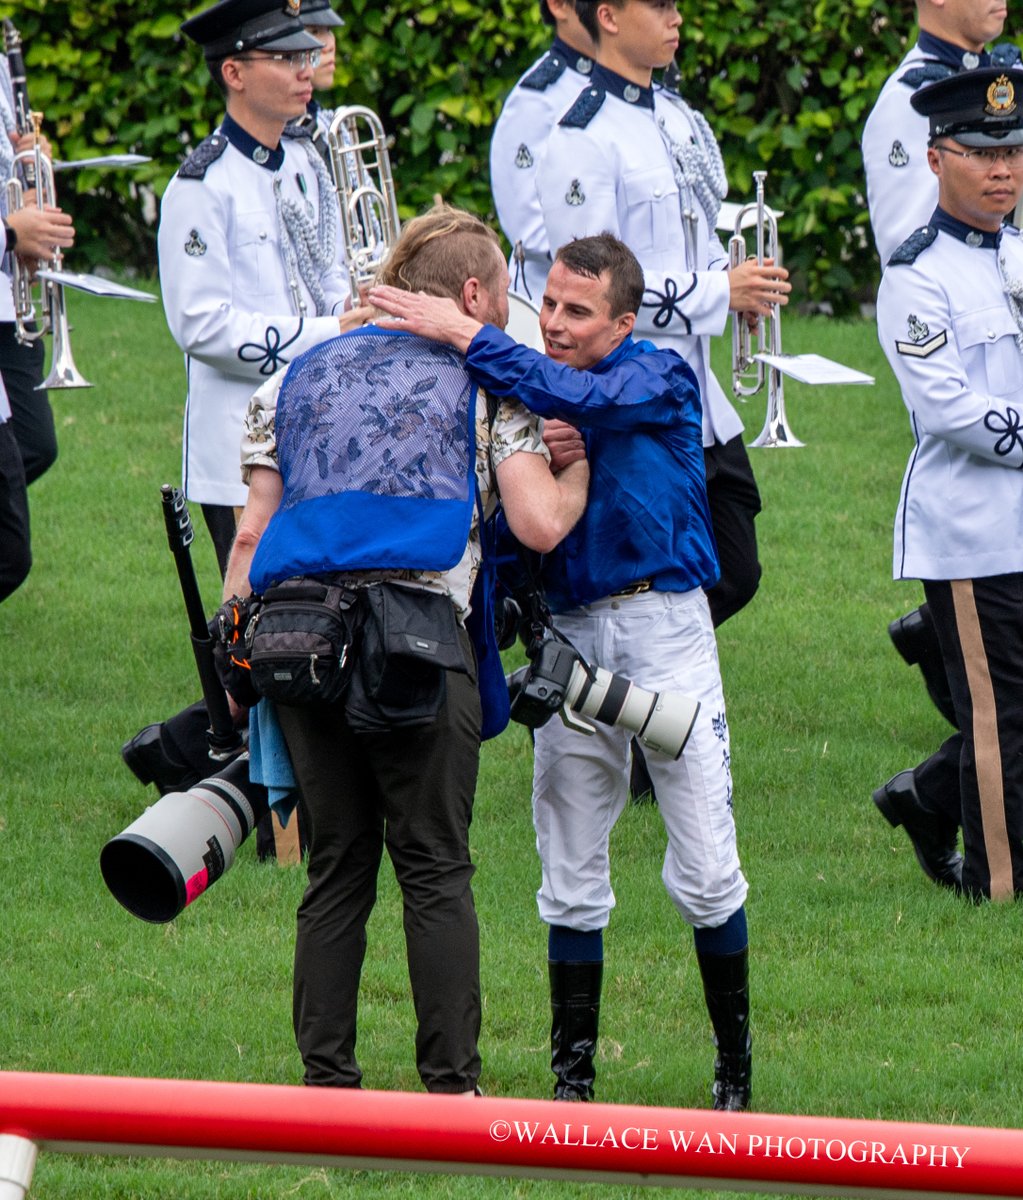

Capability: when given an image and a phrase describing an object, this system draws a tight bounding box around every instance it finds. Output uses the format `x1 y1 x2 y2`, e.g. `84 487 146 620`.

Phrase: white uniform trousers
532 587 748 931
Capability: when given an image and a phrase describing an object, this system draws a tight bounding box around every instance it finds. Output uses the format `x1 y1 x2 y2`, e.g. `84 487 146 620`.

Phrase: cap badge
986 74 1017 116
285 0 301 16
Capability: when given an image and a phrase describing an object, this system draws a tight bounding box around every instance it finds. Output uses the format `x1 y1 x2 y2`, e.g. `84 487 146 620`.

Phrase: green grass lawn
0 289 1018 1199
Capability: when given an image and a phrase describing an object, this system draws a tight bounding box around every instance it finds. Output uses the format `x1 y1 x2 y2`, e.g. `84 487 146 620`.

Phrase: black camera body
507 639 584 729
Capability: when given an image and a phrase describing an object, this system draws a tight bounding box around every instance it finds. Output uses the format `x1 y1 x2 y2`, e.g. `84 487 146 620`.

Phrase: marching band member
862 0 1015 271
875 67 1023 901
489 0 595 304
0 372 29 604
297 0 346 161
862 0 1017 854
126 0 366 840
0 26 75 487
157 0 361 575
536 0 789 632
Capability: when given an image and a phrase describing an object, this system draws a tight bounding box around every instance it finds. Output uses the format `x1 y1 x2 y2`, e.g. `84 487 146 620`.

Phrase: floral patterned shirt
240 352 549 616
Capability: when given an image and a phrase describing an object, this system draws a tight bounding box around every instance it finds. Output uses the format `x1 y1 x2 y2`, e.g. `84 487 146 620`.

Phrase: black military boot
873 769 963 891
696 946 751 1112
549 960 602 1101
888 606 957 727
121 701 216 795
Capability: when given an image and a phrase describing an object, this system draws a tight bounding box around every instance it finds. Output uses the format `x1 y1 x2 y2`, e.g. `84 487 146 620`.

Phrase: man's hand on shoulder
369 285 483 353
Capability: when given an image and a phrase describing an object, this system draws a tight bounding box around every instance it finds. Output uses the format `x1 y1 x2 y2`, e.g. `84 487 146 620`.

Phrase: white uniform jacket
489 37 594 304
877 214 1023 582
863 34 1020 269
537 65 740 447
158 116 350 507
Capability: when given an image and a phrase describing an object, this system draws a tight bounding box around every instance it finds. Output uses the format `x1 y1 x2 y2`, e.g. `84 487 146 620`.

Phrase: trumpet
728 170 800 447
5 135 91 390
326 105 401 295
3 18 90 389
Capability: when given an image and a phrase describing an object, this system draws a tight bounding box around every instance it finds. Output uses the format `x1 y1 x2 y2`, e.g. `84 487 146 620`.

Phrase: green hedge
1 0 1006 311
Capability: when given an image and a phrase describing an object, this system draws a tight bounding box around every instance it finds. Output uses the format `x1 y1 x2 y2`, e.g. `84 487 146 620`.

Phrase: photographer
222 205 588 1095
371 233 752 1111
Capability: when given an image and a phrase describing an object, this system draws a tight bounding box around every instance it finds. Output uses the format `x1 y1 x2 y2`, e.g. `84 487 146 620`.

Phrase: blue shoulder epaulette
178 132 228 180
283 118 313 141
899 62 956 90
992 42 1023 68
559 87 605 129
887 225 938 266
521 51 568 91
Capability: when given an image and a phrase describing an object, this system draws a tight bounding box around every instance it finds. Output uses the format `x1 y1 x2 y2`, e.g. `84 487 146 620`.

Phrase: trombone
728 170 801 447
326 106 401 295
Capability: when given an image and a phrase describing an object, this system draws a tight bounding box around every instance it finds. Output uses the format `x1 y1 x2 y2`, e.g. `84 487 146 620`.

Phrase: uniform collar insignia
917 29 991 71
589 63 654 110
932 206 1001 249
221 114 284 173
551 37 594 77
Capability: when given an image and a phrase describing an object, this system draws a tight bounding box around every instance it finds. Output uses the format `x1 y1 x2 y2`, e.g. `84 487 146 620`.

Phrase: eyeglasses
232 49 322 70
936 143 1023 170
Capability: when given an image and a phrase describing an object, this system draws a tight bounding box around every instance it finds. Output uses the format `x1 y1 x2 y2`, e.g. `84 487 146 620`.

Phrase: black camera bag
346 582 472 732
247 577 361 707
210 593 262 708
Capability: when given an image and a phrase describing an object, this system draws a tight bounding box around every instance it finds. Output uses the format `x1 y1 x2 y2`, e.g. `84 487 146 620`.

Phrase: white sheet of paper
52 154 151 171
717 200 784 233
754 352 874 386
37 269 157 302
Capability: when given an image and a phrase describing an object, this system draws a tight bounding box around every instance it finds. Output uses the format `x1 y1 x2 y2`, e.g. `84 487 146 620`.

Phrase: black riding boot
549 960 602 1101
696 945 751 1111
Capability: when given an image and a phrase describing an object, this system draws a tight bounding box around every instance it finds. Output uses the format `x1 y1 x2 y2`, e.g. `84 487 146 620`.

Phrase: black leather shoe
873 770 963 891
121 724 201 796
888 608 957 726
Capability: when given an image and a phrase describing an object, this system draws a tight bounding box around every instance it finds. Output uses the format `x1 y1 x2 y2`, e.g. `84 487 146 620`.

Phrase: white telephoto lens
638 691 701 760
566 664 700 760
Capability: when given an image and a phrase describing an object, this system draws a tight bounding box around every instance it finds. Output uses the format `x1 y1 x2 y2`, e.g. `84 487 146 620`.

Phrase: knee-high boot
549 960 602 1101
696 945 751 1111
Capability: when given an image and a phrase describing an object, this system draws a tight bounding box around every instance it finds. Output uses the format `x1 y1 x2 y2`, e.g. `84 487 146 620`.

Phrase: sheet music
717 200 784 233
754 353 874 386
52 154 151 171
37 270 157 302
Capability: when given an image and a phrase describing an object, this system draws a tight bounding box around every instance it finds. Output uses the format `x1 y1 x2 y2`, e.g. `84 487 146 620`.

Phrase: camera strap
514 544 597 686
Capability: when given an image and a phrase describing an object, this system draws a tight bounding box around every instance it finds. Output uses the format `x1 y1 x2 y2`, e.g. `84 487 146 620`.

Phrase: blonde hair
377 204 502 299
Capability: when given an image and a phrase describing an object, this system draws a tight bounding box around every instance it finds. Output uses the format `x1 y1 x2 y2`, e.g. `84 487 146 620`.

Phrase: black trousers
200 503 237 580
277 658 483 1093
0 420 30 603
704 434 762 627
921 575 1023 900
0 323 56 486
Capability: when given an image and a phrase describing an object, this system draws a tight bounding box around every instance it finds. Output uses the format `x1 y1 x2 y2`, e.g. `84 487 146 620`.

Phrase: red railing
0 1072 1021 1197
